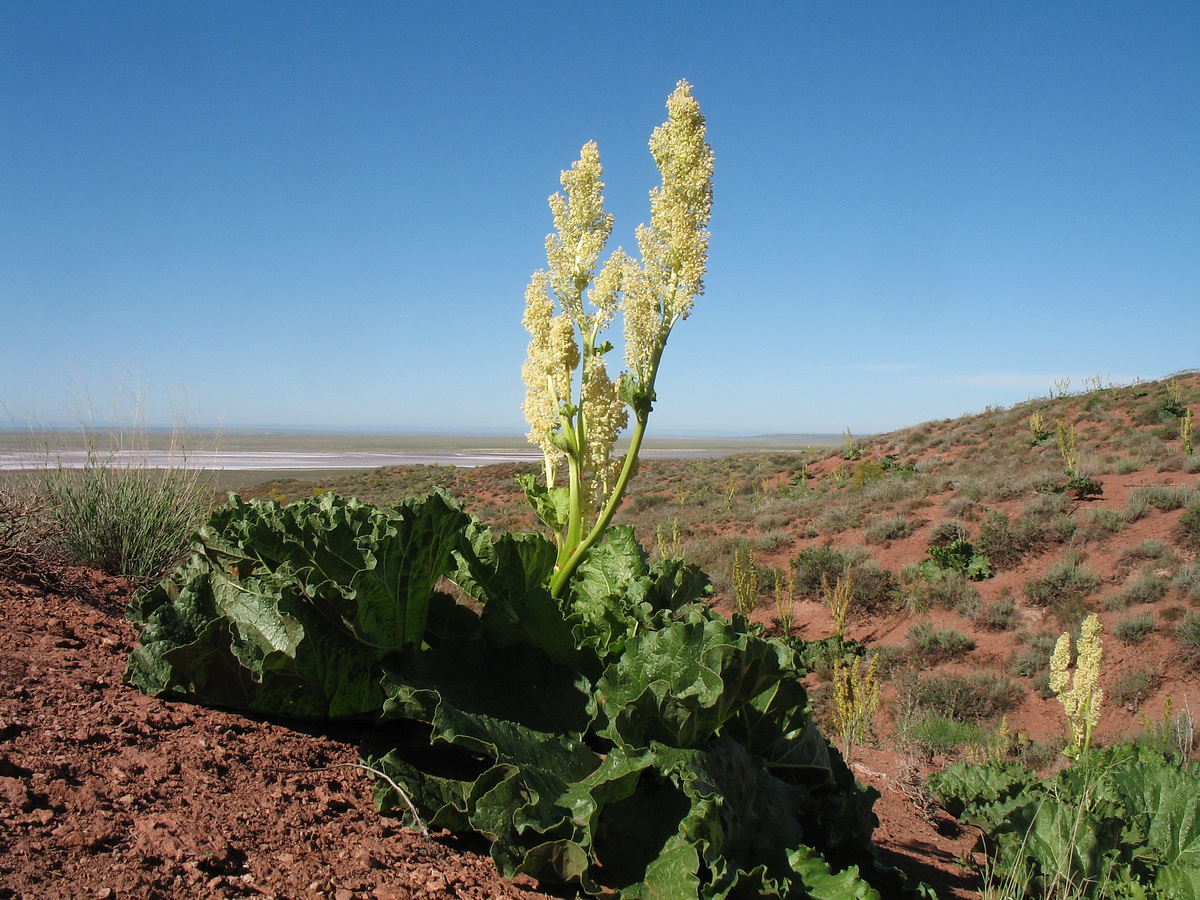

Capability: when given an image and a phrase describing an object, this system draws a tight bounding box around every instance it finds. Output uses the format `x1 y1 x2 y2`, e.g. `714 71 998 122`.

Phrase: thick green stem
560 430 585 567
550 409 650 598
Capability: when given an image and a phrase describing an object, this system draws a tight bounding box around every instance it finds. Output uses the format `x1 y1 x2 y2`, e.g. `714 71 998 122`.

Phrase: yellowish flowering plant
831 652 880 762
521 81 713 597
1049 612 1104 757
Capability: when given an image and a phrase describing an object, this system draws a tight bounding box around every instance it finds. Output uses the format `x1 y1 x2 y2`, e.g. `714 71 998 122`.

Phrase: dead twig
270 762 429 836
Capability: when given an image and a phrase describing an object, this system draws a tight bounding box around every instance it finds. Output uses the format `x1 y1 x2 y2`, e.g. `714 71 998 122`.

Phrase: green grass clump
39 455 210 591
903 714 986 757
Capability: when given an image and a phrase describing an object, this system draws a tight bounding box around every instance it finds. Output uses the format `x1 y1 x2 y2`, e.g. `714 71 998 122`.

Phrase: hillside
3 371 1197 899
241 370 1200 881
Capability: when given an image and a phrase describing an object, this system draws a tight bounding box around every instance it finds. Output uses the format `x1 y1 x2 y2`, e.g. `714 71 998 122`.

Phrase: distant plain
0 428 843 491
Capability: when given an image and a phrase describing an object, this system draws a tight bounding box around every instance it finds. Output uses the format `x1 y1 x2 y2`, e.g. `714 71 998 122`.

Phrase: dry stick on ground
270 763 430 836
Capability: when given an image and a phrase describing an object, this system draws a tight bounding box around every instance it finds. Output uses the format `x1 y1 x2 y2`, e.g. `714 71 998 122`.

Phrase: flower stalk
1049 612 1104 758
520 81 713 597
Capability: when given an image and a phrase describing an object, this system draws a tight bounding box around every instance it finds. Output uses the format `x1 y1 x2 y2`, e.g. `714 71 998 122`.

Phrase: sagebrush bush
1009 631 1058 678
1173 564 1200 603
792 545 898 613
1113 575 1171 608
1176 612 1200 669
905 569 980 612
863 514 913 545
1178 505 1200 551
971 596 1017 631
1113 612 1157 644
1110 668 1161 708
978 511 1045 568
1132 484 1200 512
903 671 1022 723
1022 553 1100 610
906 622 975 665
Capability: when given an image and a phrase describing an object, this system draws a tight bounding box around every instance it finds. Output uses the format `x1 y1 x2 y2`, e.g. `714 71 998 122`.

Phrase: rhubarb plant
122 83 934 899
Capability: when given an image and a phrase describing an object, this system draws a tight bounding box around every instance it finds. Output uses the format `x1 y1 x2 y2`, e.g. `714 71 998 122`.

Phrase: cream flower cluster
545 141 613 324
625 81 713 382
521 80 712 555
1049 613 1104 755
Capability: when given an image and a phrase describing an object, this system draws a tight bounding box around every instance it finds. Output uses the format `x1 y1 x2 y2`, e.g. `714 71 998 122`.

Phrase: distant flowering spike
1050 613 1104 758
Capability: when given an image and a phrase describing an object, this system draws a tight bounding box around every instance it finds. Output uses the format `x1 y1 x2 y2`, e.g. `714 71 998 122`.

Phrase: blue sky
3 2 1197 437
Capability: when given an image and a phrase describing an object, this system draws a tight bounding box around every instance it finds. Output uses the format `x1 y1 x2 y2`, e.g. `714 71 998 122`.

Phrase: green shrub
1173 564 1200 603
978 511 1044 568
1178 505 1200 551
1009 632 1058 678
1113 575 1170 608
1118 538 1178 570
904 671 1023 723
792 545 898 614
1110 669 1161 708
1022 553 1100 609
1175 612 1200 669
1131 484 1198 512
863 514 914 545
815 503 864 534
971 597 1017 631
929 520 968 545
906 622 976 665
1081 506 1134 539
1113 612 1157 645
903 568 980 612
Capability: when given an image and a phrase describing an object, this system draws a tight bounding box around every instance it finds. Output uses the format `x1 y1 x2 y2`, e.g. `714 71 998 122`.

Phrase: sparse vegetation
15 370 1194 897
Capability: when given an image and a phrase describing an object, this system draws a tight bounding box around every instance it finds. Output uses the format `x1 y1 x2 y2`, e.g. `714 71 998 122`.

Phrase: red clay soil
0 567 982 900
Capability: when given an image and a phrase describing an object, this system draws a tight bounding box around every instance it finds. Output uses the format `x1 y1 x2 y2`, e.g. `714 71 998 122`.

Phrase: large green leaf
595 616 830 775
125 490 470 717
450 523 582 668
126 561 390 718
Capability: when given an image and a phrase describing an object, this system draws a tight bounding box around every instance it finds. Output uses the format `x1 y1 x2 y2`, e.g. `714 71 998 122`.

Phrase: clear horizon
3 3 1197 435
